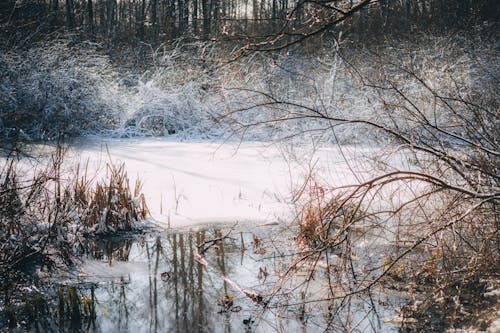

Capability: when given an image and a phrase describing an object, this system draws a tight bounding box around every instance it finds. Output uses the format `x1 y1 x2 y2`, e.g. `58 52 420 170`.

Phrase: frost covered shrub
102 42 223 138
213 51 377 142
336 32 500 147
122 80 211 137
217 32 498 144
0 41 122 141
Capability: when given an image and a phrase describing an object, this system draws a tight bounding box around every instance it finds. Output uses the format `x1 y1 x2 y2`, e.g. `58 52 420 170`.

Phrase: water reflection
2 226 404 332
76 229 254 333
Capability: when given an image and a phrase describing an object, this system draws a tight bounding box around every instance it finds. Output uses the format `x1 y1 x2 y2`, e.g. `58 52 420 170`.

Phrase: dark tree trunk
178 0 184 34
252 0 258 20
183 0 189 34
106 0 116 40
212 0 219 36
152 0 158 42
169 0 177 38
66 0 75 29
202 0 210 40
51 0 59 28
192 0 198 35
87 0 94 36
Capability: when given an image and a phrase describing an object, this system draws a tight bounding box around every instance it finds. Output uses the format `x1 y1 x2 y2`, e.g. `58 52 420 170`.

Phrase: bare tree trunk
169 0 177 38
152 0 158 42
184 0 189 35
252 0 258 32
212 0 219 37
177 0 184 33
66 0 75 29
177 0 189 35
192 0 198 35
87 0 94 36
280 0 288 20
202 0 210 40
135 0 144 40
106 0 116 40
294 0 302 29
272 0 277 30
51 0 59 28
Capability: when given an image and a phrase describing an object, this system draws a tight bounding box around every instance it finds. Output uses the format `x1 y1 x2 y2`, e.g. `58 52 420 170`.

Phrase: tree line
1 0 497 47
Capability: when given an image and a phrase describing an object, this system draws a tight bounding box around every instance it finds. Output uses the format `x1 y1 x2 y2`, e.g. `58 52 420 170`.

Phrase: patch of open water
11 223 405 332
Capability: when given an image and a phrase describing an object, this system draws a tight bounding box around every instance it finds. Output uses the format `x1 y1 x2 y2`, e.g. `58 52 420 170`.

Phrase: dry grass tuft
81 162 149 233
295 179 366 251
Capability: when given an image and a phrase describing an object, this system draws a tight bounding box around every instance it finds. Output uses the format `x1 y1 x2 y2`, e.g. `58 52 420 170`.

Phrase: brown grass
295 179 366 251
80 162 149 233
0 147 150 286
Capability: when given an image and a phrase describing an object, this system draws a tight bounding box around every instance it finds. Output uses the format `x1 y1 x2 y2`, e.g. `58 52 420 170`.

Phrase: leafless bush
0 41 122 141
0 147 72 281
226 31 499 331
294 178 371 252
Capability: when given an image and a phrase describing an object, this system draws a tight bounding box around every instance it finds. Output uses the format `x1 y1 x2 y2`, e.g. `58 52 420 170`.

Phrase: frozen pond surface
72 137 379 228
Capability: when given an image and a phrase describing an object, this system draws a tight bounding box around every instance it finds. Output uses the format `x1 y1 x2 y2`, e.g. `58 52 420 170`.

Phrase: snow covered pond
72 137 377 228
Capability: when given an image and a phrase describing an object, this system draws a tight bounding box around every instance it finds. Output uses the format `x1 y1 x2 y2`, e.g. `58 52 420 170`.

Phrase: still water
6 224 403 332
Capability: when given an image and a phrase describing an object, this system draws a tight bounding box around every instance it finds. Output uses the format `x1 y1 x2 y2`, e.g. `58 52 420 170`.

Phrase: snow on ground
71 137 378 228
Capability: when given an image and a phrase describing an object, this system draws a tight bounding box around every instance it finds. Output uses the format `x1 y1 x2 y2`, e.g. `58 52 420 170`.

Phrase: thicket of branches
218 4 499 332
1 1 497 144
0 40 226 143
0 41 123 143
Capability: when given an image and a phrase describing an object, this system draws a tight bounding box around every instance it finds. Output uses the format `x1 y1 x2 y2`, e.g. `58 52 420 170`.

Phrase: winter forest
0 1 499 332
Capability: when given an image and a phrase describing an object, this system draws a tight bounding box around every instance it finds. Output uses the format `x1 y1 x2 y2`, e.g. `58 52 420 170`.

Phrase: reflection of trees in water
197 231 206 331
153 229 381 333
81 236 134 262
60 229 237 332
152 229 232 332
2 227 398 332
